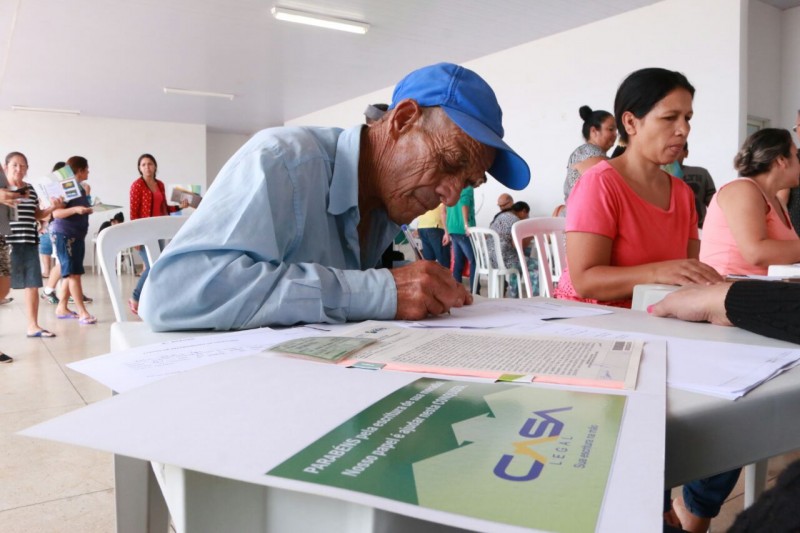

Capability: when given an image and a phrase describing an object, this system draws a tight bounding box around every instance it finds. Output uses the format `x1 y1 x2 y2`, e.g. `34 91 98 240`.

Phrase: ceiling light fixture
271 6 369 35
11 105 80 115
163 87 235 100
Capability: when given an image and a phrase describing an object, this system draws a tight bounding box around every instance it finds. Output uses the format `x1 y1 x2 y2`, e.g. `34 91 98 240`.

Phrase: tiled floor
1 273 133 533
1 272 798 532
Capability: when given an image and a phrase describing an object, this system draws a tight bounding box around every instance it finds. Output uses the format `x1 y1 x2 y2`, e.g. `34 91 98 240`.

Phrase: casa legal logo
493 407 573 482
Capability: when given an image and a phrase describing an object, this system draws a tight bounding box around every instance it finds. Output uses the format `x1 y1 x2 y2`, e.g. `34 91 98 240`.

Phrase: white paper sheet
503 322 800 400
22 349 667 533
407 298 612 329
68 327 323 393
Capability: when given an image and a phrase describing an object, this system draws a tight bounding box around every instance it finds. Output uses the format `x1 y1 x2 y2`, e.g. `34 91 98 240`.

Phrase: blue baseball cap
389 62 530 190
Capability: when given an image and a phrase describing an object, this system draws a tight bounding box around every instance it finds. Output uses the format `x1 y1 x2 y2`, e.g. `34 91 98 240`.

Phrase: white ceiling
1 0 798 135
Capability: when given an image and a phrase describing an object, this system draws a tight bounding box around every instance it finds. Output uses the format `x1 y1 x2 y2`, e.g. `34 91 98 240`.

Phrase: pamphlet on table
270 321 643 390
268 377 626 532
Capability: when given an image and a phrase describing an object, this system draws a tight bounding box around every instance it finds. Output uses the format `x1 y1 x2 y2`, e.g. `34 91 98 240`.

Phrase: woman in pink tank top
700 128 800 276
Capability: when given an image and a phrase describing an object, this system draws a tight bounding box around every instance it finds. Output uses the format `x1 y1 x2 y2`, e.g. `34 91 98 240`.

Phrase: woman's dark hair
5 152 28 166
137 153 158 177
66 156 88 174
614 68 695 143
579 106 612 141
52 161 66 172
610 145 626 159
733 128 793 177
511 201 530 213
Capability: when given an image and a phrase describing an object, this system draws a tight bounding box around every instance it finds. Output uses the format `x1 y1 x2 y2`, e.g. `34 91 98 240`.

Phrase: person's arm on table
566 231 721 301
649 281 800 344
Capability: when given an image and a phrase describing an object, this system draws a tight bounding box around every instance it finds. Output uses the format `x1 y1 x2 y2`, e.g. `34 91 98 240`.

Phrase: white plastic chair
511 217 566 298
467 227 521 298
97 216 188 321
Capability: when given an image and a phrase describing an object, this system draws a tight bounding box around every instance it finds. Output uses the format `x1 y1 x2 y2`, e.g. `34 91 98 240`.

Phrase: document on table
407 297 613 329
68 326 326 393
268 378 626 532
308 321 642 389
508 321 800 400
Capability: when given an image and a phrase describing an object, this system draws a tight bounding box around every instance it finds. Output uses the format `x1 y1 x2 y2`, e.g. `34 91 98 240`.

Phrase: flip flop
27 329 56 338
56 311 79 319
79 315 97 325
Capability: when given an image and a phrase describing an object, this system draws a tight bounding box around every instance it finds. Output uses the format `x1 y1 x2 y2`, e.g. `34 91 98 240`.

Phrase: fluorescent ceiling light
163 87 235 100
271 6 369 35
11 105 80 115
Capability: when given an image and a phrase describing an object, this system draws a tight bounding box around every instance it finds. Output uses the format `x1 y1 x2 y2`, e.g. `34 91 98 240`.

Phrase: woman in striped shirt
4 152 64 337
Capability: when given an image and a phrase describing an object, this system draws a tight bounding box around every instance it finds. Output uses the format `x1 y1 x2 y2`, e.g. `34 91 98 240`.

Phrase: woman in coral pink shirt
556 68 733 533
128 153 187 314
700 128 800 276
554 68 721 308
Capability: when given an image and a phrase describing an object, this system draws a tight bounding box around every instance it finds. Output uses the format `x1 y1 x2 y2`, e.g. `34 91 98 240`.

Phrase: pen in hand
401 224 424 261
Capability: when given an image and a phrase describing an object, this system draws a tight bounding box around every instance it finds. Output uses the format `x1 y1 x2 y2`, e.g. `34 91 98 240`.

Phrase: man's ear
388 99 423 138
621 111 637 138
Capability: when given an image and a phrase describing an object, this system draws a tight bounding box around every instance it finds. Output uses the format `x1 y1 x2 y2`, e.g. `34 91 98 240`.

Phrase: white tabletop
111 296 800 490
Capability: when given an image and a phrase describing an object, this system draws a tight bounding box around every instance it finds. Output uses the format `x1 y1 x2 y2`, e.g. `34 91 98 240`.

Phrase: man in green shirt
444 186 479 292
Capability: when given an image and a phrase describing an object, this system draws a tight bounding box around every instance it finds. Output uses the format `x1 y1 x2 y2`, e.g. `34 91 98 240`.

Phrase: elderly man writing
140 63 530 331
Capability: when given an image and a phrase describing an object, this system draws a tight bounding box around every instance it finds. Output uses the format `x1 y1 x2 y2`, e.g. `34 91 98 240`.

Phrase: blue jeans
682 469 742 518
451 233 477 292
418 228 450 269
132 240 164 302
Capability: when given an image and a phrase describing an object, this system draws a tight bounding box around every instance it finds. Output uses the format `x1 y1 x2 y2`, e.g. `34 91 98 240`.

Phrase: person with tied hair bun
700 128 800 276
562 105 617 201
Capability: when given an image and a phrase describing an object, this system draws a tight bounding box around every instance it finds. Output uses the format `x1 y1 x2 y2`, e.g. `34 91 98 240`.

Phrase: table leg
114 455 170 533
743 460 767 508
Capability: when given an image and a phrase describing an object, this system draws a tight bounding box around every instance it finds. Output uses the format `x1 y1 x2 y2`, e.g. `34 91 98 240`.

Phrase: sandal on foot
27 329 56 338
79 315 97 325
56 311 79 319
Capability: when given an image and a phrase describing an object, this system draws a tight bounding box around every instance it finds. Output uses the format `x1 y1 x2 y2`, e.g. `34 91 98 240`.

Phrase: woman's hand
653 259 722 286
649 282 733 326
179 199 190 209
0 189 21 207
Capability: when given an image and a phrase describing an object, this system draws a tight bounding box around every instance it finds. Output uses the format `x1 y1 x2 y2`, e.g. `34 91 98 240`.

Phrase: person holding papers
139 63 530 330
128 153 189 315
551 68 731 533
50 156 95 325
4 152 64 337
700 128 800 276
0 168 24 362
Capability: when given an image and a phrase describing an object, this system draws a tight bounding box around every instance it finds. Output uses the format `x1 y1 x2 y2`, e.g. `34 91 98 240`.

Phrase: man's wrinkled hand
391 261 472 320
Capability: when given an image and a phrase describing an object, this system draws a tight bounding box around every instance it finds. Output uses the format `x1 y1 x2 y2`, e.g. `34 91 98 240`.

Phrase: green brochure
268 379 625 532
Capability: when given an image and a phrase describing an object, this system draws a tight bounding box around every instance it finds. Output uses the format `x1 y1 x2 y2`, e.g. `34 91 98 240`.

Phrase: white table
60 308 667 533
97 301 800 532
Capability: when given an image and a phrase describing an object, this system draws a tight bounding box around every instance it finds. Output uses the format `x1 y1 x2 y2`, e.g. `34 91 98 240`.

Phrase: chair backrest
511 217 566 298
468 226 507 271
97 216 188 322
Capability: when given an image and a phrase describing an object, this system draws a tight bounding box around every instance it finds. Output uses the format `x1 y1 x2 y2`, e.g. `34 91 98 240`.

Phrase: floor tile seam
0 487 114 513
0 401 91 419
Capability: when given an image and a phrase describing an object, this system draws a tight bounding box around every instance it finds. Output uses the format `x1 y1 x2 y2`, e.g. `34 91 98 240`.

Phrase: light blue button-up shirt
139 126 399 331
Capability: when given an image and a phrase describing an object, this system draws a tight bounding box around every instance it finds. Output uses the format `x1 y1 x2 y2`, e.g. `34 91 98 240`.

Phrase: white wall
780 6 800 127
206 131 250 185
748 0 782 129
288 0 744 227
0 111 206 263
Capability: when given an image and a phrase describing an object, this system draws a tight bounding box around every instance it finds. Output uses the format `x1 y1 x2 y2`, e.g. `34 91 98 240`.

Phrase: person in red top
128 153 188 314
